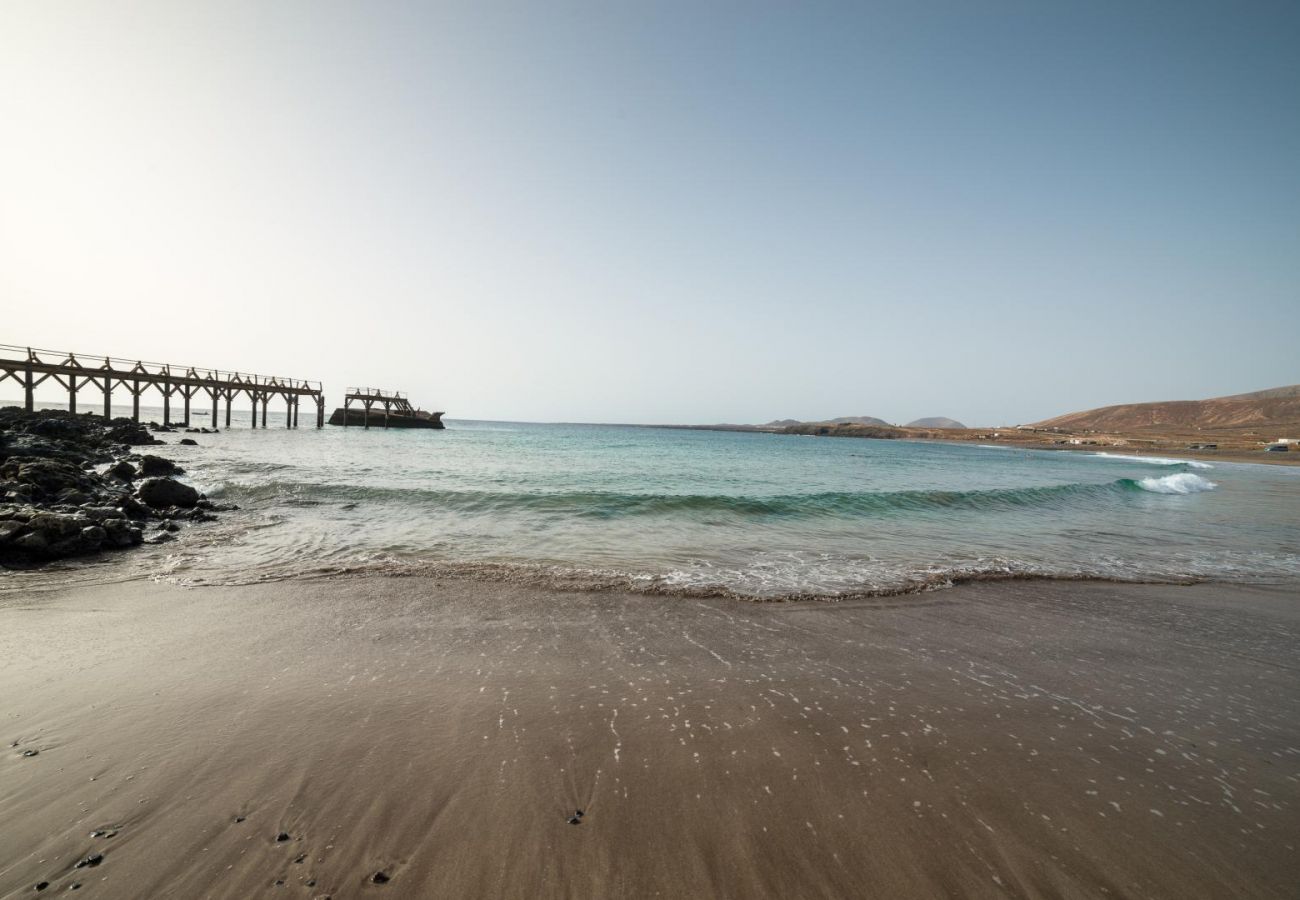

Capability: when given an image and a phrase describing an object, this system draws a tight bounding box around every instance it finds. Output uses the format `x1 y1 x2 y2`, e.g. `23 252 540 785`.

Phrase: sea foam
1092 452 1213 470
1135 473 1217 494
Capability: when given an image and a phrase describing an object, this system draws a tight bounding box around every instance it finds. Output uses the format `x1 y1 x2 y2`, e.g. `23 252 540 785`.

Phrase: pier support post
211 389 218 424
250 394 258 429
103 380 111 419
24 359 34 412
163 374 171 425
132 380 140 422
69 375 77 413
261 394 268 428
183 390 191 427
225 393 232 428
292 396 299 428
317 397 324 429
285 395 292 429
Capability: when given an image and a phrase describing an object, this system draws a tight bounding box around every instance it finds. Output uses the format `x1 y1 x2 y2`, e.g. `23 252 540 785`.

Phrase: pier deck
0 344 325 428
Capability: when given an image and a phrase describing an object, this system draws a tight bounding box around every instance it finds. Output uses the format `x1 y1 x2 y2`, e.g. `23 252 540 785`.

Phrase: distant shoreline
915 436 1300 468
615 421 1300 467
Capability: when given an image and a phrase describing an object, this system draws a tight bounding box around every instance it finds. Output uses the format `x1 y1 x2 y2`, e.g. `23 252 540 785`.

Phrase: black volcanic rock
108 460 137 481
137 477 199 510
138 455 184 477
0 409 220 566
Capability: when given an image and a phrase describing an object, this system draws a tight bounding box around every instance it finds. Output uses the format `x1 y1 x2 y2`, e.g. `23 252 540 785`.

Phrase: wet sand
1 576 1297 899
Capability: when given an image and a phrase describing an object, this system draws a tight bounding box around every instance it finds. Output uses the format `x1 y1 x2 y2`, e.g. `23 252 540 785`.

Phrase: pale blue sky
2 1 1297 425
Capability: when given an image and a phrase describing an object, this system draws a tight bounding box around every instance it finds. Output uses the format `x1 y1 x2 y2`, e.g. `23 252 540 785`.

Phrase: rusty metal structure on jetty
0 344 325 429
340 387 416 429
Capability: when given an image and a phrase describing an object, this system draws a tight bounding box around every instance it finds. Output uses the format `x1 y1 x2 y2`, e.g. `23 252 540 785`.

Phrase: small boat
328 388 444 429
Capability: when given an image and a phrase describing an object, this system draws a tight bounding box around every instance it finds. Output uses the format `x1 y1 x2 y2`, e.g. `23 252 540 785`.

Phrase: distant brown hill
1034 385 1300 433
765 415 893 428
906 417 966 429
825 415 892 427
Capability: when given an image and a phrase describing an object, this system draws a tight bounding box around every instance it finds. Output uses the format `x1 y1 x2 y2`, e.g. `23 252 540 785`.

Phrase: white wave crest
1093 452 1212 470
1136 473 1217 494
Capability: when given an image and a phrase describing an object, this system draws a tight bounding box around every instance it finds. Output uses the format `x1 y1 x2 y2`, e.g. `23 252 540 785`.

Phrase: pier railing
0 343 326 428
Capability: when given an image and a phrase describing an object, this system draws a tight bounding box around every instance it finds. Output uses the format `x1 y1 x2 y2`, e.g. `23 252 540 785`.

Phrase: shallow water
11 407 1299 598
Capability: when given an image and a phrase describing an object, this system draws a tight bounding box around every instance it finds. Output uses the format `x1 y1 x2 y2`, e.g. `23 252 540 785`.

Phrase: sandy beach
2 576 1296 899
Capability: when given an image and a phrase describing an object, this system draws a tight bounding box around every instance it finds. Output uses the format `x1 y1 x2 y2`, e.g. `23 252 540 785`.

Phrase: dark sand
1 576 1297 899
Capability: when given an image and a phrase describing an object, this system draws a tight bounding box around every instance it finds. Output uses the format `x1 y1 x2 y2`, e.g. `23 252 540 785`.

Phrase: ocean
12 405 1300 598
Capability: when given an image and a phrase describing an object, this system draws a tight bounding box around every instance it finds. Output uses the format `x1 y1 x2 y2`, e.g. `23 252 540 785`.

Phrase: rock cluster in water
0 407 233 567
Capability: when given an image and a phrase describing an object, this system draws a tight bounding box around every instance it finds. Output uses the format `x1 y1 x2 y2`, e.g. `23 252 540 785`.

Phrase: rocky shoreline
0 408 232 568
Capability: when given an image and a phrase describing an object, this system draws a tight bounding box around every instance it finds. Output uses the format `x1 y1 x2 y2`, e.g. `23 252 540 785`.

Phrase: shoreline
0 552 1232 603
929 439 1300 468
3 575 1297 898
641 423 1300 467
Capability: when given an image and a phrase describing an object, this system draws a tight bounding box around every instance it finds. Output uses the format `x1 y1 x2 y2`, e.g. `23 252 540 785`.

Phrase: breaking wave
1132 473 1218 494
213 476 1215 520
1091 452 1213 470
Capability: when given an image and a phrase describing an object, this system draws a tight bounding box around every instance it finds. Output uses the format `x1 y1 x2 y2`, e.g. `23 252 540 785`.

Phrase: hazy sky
2 1 1297 425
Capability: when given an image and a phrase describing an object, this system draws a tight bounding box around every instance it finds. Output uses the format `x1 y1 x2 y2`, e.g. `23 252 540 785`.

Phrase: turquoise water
31 409 1298 598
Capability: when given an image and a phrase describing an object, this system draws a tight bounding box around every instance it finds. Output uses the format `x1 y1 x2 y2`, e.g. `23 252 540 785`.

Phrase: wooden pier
0 344 326 428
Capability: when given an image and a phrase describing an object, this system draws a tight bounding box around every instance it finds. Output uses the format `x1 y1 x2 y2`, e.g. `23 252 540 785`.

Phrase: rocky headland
0 408 232 568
